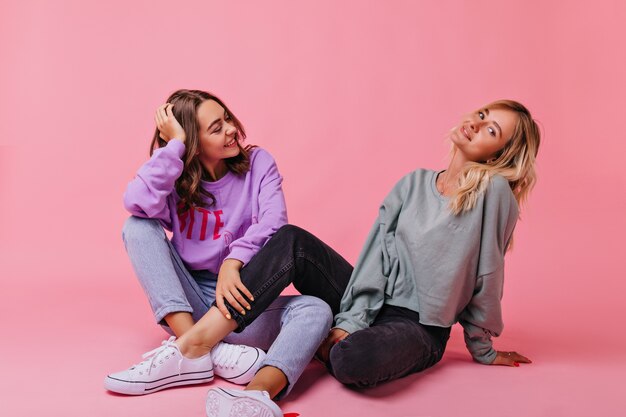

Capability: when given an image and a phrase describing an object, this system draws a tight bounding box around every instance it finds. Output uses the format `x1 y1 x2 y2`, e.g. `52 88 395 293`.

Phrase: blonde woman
316 99 541 385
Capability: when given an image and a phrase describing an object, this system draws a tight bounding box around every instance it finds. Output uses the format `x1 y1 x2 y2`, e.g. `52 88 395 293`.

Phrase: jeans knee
122 216 164 243
289 295 333 333
329 342 371 387
274 224 310 245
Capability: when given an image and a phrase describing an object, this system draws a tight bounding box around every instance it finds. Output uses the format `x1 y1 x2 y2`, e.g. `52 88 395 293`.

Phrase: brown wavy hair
149 89 255 214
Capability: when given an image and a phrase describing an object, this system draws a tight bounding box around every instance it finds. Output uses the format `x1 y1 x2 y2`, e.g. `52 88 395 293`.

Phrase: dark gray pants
328 305 451 388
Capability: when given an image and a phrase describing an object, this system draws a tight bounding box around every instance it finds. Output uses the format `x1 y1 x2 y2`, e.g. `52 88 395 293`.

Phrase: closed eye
212 112 231 133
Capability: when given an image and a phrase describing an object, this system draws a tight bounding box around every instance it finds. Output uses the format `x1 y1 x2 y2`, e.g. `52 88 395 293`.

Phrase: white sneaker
104 336 214 395
211 342 266 385
206 388 283 417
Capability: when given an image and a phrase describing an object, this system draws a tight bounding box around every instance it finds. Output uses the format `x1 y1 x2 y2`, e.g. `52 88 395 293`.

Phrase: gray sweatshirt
334 169 518 364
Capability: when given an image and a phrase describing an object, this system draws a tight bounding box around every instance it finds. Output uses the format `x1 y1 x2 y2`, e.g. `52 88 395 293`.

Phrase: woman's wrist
222 258 243 271
167 136 186 144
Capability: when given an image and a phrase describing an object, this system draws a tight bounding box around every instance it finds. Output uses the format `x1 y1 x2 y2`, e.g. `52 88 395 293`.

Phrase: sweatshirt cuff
473 347 498 365
167 139 186 158
226 248 255 267
333 316 367 335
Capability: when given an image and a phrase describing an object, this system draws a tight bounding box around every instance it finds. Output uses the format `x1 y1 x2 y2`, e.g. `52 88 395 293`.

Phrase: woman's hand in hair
316 328 350 363
215 259 254 319
491 350 532 367
155 103 186 143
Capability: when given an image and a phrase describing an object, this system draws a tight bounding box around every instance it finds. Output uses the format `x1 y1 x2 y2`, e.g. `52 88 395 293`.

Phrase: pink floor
3 276 624 417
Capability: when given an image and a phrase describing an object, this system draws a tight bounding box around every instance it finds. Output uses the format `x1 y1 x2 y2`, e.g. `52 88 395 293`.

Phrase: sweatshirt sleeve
334 174 408 334
226 149 288 266
458 267 504 364
123 139 185 230
458 175 518 364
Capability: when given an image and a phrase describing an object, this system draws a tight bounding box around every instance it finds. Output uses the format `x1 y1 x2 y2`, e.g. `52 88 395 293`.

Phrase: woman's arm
123 104 186 230
459 271 531 367
459 175 531 366
333 220 389 334
458 267 504 364
225 149 288 266
333 174 409 334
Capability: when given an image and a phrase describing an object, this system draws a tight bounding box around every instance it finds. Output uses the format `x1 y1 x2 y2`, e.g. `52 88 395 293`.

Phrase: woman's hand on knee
216 259 253 319
491 350 532 367
316 328 350 363
155 103 186 143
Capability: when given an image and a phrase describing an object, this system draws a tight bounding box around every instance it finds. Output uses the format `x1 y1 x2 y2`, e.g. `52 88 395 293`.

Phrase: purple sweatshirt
123 139 288 273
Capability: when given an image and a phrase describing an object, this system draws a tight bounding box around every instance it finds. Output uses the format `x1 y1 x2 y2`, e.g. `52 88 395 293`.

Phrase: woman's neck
438 152 468 196
202 160 228 182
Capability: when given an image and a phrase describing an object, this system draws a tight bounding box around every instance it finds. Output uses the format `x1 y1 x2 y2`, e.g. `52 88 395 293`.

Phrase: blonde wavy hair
449 99 541 215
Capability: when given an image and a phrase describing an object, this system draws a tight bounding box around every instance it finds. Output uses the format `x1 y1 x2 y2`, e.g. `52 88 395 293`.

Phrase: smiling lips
224 137 237 148
461 126 472 141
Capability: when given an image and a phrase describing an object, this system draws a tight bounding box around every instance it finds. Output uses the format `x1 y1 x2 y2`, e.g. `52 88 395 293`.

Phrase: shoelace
211 343 246 369
132 336 183 376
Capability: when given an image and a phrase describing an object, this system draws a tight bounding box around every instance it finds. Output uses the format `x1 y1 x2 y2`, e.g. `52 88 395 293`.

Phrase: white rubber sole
104 370 214 395
206 388 282 417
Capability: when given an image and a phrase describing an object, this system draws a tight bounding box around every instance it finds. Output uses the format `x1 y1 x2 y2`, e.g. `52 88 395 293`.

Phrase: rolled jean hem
154 304 194 325
259 358 296 400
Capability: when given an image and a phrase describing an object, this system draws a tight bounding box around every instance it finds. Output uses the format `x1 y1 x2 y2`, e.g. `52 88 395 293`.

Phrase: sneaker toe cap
104 372 145 395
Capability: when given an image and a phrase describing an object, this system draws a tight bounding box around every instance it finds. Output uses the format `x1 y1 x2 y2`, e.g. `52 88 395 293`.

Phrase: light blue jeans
122 216 333 399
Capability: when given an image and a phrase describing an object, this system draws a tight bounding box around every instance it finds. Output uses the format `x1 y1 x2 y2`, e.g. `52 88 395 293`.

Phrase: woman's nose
225 122 236 135
469 117 482 132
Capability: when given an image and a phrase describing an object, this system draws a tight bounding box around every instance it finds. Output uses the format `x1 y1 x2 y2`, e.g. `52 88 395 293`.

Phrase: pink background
2 0 625 416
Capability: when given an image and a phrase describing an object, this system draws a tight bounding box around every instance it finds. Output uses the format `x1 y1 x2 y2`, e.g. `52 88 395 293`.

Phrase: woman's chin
224 147 241 159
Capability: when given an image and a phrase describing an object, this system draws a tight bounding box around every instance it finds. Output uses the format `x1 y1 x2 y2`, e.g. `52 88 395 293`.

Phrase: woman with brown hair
105 89 335 416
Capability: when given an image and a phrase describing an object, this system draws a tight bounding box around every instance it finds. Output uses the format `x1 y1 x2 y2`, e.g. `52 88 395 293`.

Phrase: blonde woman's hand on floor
491 350 532 367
